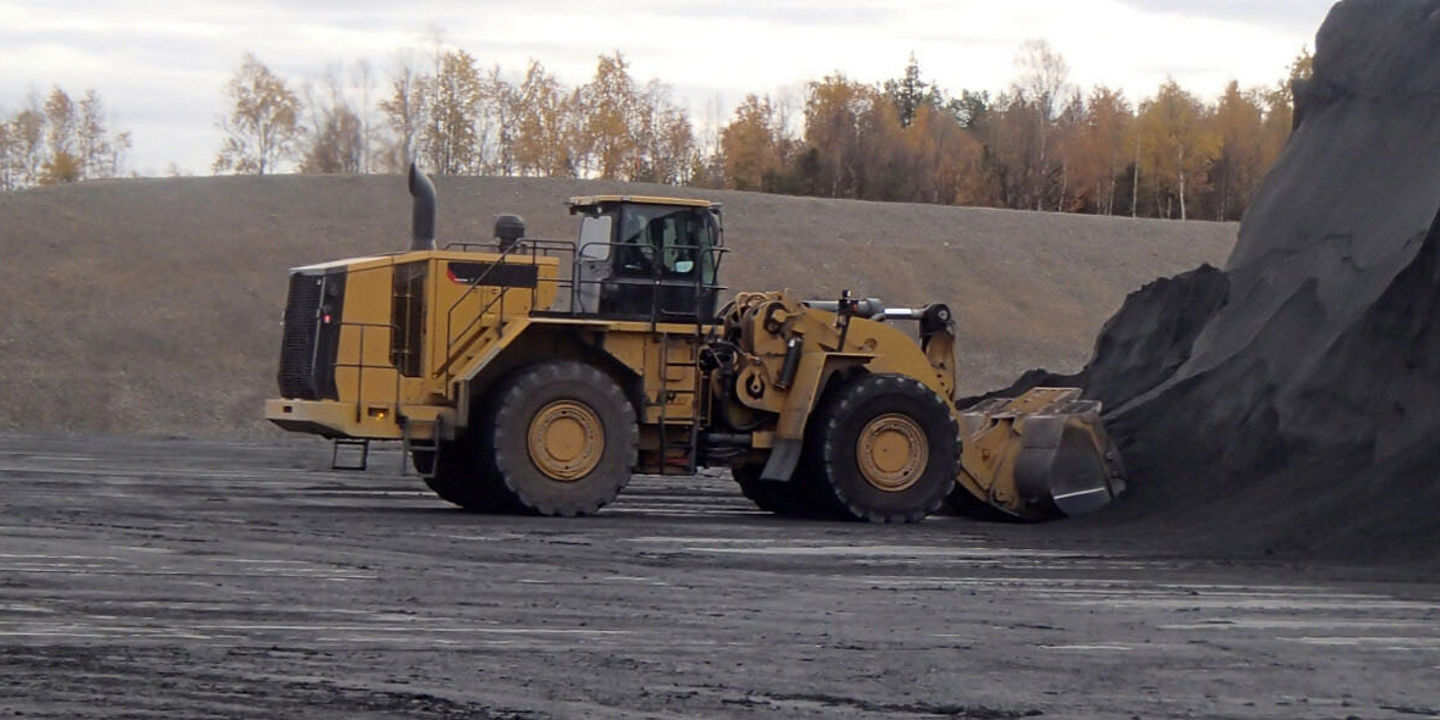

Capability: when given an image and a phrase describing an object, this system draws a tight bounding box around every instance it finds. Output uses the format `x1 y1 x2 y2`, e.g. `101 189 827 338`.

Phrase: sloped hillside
0 175 1234 436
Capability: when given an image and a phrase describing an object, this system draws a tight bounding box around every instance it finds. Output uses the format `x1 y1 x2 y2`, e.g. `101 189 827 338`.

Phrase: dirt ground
2 433 1436 719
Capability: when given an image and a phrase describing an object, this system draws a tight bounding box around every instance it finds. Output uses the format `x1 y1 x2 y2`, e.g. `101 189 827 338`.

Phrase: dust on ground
2 433 1436 719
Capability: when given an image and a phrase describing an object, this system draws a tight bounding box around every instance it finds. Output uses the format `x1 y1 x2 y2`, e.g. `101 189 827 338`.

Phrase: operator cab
569 196 723 322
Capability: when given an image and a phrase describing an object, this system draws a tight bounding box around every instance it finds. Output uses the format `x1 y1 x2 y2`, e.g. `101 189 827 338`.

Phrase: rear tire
479 360 637 516
414 441 506 511
809 374 958 523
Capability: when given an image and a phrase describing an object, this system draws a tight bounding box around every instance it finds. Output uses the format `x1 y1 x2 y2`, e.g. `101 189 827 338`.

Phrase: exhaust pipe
408 163 436 251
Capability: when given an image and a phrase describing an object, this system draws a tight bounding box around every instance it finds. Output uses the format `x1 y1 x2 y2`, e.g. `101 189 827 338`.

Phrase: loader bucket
955 388 1126 521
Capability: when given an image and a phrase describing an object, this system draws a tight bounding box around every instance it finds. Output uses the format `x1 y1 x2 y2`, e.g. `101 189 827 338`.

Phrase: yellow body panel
265 398 456 440
722 291 956 440
265 249 560 439
265 189 1122 521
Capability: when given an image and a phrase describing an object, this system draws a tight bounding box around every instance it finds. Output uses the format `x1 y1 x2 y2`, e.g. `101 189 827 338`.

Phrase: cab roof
567 194 719 209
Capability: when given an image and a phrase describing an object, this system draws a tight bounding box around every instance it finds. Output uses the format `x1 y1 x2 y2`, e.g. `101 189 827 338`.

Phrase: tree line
718 43 1311 221
216 42 1310 222
0 87 132 190
3 41 1313 223
214 49 698 184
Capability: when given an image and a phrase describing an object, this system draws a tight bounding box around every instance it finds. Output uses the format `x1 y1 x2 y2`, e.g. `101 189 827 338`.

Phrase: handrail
322 238 729 417
444 238 570 256
443 241 503 252
440 239 583 389
437 238 730 389
443 238 580 347
443 238 726 338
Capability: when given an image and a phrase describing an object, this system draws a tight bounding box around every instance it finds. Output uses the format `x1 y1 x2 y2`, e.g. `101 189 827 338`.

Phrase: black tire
943 483 1015 520
808 373 958 523
414 441 507 511
732 464 821 517
478 360 637 516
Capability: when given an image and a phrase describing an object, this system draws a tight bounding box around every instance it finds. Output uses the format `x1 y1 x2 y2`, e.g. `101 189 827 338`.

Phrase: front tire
809 374 958 523
732 464 819 517
479 360 638 516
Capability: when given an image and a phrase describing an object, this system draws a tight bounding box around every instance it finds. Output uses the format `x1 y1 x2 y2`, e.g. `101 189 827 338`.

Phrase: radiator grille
277 271 344 399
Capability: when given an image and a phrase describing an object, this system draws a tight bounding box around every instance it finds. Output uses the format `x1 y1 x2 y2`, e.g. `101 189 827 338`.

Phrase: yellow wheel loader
264 166 1125 522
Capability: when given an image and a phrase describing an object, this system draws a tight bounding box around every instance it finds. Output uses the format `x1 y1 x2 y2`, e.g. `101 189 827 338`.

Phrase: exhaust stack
408 163 436 251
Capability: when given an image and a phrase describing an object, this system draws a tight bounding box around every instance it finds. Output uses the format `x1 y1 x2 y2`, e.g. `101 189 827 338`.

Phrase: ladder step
400 415 446 477
331 439 370 472
656 332 702 476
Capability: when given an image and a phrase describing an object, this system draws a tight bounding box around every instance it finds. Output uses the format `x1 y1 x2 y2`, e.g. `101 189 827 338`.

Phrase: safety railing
438 238 728 386
442 238 579 355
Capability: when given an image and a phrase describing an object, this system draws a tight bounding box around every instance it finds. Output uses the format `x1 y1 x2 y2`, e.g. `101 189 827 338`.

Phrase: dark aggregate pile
1010 0 1440 566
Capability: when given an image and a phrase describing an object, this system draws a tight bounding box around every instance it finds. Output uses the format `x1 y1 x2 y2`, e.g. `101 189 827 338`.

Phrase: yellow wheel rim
527 400 605 482
857 413 928 493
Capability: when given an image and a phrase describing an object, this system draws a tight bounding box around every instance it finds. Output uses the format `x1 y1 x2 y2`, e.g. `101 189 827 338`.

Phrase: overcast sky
0 0 1337 176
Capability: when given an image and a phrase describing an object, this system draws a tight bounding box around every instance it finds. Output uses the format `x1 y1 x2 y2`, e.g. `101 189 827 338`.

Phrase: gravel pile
1006 0 1440 566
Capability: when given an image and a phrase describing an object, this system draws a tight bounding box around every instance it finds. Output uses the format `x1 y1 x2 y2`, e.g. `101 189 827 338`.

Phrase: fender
759 351 871 481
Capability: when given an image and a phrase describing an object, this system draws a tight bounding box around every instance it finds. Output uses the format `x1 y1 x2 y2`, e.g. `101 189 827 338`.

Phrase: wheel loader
263 166 1125 522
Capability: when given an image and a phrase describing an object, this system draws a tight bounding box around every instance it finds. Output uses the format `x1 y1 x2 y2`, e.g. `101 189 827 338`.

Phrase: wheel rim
527 400 605 481
856 413 928 492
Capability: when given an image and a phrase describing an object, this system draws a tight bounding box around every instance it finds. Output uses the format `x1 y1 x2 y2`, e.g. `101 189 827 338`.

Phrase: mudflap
956 388 1126 521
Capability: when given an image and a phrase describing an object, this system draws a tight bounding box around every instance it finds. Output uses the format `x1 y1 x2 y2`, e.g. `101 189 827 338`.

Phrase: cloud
0 0 1334 175
1116 0 1334 37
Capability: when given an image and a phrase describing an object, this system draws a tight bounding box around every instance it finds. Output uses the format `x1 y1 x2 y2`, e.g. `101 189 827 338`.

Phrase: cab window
618 204 716 281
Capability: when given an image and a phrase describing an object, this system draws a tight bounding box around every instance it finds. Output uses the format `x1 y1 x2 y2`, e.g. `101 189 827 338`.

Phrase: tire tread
481 360 637 516
812 373 958 523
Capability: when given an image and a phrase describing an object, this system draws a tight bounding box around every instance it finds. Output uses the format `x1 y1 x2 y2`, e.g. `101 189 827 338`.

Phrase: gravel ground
1 433 1436 719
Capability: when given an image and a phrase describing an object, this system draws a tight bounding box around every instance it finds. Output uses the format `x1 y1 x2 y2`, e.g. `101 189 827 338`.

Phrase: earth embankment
0 175 1234 437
